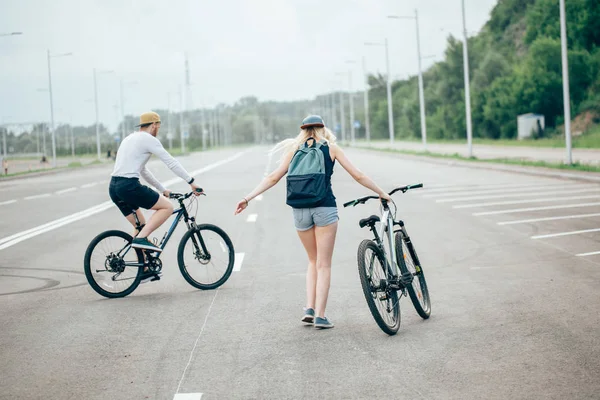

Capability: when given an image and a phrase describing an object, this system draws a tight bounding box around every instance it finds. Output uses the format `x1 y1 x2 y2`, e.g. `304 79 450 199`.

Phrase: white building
517 113 545 140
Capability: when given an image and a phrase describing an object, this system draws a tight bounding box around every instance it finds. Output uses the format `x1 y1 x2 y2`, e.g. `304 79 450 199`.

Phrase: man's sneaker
302 308 315 324
131 237 162 252
314 317 334 329
140 271 162 284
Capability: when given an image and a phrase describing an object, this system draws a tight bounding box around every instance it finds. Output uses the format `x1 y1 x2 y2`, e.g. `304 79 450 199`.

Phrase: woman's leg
297 227 317 309
314 221 338 318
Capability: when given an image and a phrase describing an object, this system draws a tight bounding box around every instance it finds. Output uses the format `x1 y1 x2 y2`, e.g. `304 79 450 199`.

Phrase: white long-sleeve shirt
111 131 192 193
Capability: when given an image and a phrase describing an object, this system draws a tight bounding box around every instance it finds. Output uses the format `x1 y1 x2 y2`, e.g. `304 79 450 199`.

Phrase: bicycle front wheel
357 239 400 335
395 232 431 319
177 224 235 290
84 230 144 298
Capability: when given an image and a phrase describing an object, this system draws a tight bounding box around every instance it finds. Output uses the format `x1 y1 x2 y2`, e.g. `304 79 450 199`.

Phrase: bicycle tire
84 230 144 298
177 224 235 290
395 232 431 319
357 239 400 335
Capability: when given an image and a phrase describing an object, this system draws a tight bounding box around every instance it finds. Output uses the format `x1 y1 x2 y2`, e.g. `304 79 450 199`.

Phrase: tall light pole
559 0 572 165
388 10 427 149
461 0 474 158
345 60 357 144
47 50 73 167
119 79 138 142
1 33 22 164
362 56 371 142
365 39 394 143
93 69 114 160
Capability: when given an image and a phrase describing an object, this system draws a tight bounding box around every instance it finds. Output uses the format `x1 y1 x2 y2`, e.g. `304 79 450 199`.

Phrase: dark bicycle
344 184 431 335
84 189 235 298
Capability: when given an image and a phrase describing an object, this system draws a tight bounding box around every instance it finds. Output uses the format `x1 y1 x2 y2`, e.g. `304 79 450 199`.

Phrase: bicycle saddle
359 215 380 228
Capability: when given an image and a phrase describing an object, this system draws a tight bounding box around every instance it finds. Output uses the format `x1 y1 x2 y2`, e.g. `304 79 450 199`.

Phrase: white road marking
0 201 113 250
473 202 600 216
233 252 245 271
55 187 77 195
421 182 580 196
577 251 600 257
81 182 99 189
437 187 600 203
24 193 51 200
0 199 17 206
424 183 586 198
175 290 219 396
531 228 600 240
497 213 600 226
173 394 203 400
0 151 250 252
455 194 600 209
256 194 263 201
246 213 258 222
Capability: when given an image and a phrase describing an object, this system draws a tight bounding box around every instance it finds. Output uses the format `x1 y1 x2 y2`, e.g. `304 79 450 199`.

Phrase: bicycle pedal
379 294 389 301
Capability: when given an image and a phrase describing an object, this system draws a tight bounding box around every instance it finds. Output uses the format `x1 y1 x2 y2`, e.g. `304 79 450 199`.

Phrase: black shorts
109 176 160 217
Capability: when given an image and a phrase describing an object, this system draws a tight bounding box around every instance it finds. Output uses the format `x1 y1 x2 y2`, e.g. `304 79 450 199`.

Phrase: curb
0 161 112 182
354 146 600 184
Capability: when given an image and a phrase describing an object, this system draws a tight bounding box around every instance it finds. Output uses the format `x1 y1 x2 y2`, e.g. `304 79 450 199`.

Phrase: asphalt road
1 146 599 400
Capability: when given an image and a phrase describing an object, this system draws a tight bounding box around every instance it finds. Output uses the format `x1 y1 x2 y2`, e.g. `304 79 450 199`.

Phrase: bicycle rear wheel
357 239 400 335
84 230 144 298
177 224 235 290
395 232 431 319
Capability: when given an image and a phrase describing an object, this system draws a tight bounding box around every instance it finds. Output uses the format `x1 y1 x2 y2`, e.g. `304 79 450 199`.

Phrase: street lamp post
362 56 371 142
345 60 357 144
47 50 72 167
1 33 22 163
334 74 347 142
388 10 427 149
365 39 394 143
559 0 572 165
461 0 474 158
93 69 114 160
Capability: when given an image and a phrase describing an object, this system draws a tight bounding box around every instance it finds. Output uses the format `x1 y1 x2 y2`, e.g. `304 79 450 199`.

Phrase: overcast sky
1 0 497 131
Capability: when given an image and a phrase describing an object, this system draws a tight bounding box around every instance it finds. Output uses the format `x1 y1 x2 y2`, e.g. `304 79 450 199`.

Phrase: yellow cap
136 111 161 127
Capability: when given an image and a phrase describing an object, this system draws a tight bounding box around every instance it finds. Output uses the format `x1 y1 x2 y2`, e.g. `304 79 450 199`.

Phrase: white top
111 131 192 193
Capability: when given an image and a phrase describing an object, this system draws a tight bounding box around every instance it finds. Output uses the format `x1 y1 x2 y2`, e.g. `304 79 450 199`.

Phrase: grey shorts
292 207 339 231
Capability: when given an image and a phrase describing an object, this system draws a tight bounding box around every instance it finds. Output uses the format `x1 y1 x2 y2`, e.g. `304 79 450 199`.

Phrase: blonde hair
271 126 337 161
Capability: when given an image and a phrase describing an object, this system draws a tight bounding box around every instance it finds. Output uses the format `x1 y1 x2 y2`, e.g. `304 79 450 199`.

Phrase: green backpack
286 139 328 208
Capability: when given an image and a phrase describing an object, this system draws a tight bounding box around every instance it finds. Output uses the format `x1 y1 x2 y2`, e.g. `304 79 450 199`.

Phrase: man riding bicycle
109 111 202 254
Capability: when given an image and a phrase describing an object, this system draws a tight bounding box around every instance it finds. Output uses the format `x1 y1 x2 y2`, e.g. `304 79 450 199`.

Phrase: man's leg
137 195 173 239
125 209 146 237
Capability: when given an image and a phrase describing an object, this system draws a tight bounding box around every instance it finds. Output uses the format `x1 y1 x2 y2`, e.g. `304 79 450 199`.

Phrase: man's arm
140 166 167 194
147 136 193 183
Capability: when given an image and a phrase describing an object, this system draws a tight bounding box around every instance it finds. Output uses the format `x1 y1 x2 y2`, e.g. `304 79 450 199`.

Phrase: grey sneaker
302 308 315 324
132 237 162 252
314 317 334 329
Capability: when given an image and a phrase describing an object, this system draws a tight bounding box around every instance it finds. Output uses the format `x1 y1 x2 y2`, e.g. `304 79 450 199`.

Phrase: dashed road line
438 187 600 203
454 194 600 209
233 252 245 272
473 202 600 216
0 199 17 206
24 193 51 200
497 213 600 226
577 251 600 257
55 187 77 195
246 213 258 222
531 228 600 240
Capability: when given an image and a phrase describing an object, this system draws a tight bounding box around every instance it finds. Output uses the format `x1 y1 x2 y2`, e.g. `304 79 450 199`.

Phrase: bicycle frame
117 202 198 267
375 206 399 279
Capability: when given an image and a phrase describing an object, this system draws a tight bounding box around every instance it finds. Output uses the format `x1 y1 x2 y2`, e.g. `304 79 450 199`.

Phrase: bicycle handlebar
342 183 423 208
169 188 204 200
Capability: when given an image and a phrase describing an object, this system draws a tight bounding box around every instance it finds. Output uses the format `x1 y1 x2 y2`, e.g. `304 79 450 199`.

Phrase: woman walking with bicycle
235 115 390 329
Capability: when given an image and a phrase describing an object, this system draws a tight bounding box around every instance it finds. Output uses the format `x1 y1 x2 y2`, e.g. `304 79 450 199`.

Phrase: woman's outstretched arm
234 150 295 215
